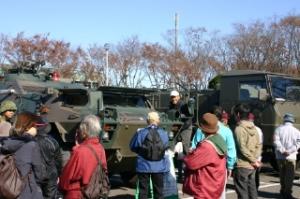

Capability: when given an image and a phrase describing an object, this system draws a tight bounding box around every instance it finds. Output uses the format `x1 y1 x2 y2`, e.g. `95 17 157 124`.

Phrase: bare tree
111 36 145 87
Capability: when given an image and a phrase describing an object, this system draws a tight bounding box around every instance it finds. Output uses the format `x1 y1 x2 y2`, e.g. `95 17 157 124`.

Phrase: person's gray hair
79 115 101 137
147 111 160 124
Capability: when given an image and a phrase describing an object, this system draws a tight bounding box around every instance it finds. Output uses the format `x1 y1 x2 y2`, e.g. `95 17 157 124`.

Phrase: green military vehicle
213 70 300 170
152 70 300 171
0 63 182 180
96 86 182 180
0 62 103 163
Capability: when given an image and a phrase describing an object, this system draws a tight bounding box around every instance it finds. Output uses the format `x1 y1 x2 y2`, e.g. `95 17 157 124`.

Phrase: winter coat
36 126 63 199
59 137 107 199
129 124 170 173
183 134 227 199
191 121 237 170
234 120 262 169
169 100 193 131
1 134 45 199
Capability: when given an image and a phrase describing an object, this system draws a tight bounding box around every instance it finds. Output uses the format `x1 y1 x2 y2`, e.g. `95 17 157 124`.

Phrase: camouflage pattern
0 100 17 113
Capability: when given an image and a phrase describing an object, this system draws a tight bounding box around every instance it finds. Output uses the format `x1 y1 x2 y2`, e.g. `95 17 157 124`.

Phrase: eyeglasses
6 110 16 112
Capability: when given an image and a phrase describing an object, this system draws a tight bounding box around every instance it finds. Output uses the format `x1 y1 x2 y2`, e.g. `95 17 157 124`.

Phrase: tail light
51 71 60 81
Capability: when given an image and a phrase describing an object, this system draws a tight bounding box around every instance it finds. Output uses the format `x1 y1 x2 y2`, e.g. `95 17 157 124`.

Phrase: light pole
104 43 110 86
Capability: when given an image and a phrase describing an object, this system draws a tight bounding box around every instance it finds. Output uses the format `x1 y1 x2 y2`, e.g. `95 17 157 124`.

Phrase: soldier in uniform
0 100 17 136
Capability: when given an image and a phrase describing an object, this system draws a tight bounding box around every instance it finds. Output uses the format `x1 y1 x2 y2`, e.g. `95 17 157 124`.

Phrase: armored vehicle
97 86 182 179
152 70 300 171
0 64 182 179
0 63 103 163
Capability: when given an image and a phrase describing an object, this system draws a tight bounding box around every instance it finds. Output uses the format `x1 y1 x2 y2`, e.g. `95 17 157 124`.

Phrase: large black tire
269 153 279 171
262 146 278 171
120 172 137 187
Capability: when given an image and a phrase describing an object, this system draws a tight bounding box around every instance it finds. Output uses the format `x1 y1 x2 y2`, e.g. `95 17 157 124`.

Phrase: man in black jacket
169 90 194 181
35 117 63 199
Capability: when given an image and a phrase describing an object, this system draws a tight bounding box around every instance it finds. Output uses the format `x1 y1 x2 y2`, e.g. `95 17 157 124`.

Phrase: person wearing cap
274 113 300 199
35 116 63 199
0 100 17 136
183 113 227 199
191 106 236 199
233 103 262 199
130 111 169 199
169 90 194 181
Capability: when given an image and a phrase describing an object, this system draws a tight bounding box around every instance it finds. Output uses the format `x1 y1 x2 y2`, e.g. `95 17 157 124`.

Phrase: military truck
213 70 300 170
152 70 300 170
96 86 182 180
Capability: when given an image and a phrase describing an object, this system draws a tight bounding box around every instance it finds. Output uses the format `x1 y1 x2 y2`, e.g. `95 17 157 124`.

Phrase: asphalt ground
108 164 300 199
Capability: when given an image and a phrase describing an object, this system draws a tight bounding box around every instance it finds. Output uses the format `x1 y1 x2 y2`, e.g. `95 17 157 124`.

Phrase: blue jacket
129 124 170 173
191 122 237 170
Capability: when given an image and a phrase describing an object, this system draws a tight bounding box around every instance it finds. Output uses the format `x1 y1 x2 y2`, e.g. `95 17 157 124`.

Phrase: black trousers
138 172 164 199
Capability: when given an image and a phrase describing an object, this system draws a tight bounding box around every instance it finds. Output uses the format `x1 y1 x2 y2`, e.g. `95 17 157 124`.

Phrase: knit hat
200 113 219 134
0 100 17 113
283 113 295 123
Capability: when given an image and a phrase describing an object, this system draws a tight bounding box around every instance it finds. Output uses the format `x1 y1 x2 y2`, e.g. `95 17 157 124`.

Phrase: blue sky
1 0 299 48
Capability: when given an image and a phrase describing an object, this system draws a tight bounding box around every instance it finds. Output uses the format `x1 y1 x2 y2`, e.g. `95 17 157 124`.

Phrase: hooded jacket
1 134 45 199
183 134 227 199
234 120 262 169
35 123 63 199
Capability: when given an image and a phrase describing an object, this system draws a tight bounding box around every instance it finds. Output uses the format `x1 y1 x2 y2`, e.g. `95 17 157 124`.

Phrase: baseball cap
170 90 179 97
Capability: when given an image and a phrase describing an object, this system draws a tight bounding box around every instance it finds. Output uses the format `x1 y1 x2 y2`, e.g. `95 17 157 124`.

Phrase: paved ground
108 165 300 199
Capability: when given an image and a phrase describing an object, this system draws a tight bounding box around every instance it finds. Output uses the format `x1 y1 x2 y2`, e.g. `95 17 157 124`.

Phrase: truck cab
219 70 300 170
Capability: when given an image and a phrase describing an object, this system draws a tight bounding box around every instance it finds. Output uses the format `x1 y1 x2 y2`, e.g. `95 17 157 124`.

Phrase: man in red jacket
183 113 227 199
59 115 107 199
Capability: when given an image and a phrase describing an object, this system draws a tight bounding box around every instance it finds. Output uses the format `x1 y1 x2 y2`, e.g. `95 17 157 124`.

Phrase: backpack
82 145 110 199
0 153 29 199
139 128 166 161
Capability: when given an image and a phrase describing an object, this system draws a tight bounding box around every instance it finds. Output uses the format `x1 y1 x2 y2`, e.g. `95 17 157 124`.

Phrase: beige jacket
235 120 262 169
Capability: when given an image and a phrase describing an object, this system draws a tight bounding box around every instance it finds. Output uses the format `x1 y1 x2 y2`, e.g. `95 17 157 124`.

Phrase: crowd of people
0 88 300 199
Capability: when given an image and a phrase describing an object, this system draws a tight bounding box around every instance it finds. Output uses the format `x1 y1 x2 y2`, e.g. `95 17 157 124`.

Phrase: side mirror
258 89 269 101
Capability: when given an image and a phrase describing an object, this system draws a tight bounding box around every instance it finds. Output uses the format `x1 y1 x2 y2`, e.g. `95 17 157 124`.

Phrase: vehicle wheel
120 172 137 187
262 146 278 171
269 154 279 171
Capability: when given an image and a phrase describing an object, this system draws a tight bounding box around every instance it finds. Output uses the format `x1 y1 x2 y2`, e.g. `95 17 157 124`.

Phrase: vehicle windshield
270 76 300 101
103 93 150 108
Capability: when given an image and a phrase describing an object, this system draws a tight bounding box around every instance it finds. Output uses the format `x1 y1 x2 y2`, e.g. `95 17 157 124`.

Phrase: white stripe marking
179 179 299 197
